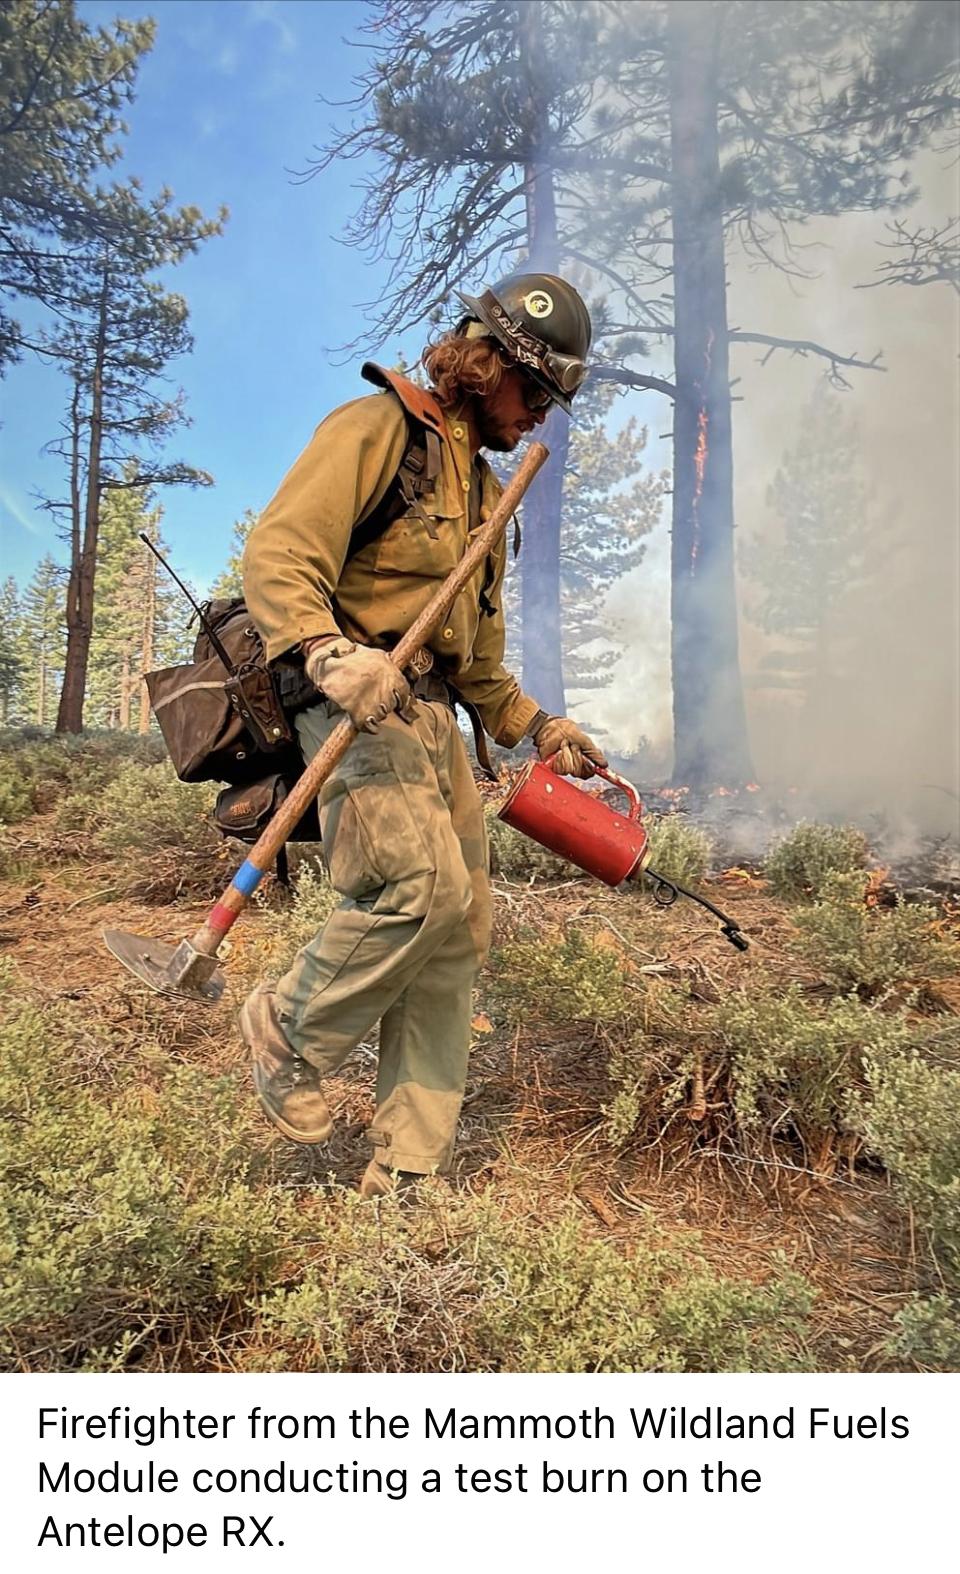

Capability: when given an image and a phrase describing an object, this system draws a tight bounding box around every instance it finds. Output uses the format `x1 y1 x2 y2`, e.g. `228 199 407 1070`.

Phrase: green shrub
764 821 869 900
639 814 712 887
0 956 817 1374
259 1199 815 1373
792 872 959 997
464 1208 813 1373
601 983 692 1145
856 1043 960 1273
709 985 909 1154
62 760 218 851
885 1295 960 1369
603 1085 645 1147
599 978 960 1164
486 925 634 1027
0 729 167 822
485 805 574 882
47 759 225 898
0 971 299 1370
0 767 32 826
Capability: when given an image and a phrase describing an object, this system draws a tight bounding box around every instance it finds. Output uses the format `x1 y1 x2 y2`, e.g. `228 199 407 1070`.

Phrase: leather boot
240 986 333 1144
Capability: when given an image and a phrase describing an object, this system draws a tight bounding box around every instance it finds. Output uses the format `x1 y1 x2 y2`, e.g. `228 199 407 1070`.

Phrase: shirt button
452 425 465 439
442 627 454 640
461 478 470 492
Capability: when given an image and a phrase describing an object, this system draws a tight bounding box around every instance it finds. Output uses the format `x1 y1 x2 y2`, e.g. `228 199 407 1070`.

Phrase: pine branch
589 364 677 399
856 217 960 294
729 331 885 388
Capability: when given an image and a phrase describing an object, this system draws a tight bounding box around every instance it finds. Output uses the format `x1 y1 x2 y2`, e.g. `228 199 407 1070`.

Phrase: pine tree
306 0 667 713
740 385 881 706
315 0 956 783
591 0 956 781
210 509 259 599
84 482 184 730
0 0 155 374
84 485 151 729
17 556 66 728
0 576 24 724
501 377 668 694
38 178 223 733
558 382 668 692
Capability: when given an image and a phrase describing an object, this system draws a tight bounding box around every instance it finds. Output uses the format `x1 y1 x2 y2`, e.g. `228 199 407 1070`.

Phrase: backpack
144 364 446 857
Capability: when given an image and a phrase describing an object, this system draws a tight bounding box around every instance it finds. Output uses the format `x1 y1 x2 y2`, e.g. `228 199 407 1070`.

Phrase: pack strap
344 366 446 561
360 362 445 436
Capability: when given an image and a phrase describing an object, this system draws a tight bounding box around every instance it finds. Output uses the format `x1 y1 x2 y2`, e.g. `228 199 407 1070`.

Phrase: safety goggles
501 353 584 412
542 350 588 396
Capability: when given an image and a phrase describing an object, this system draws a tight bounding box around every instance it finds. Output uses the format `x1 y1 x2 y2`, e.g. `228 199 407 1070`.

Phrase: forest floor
3 823 955 1373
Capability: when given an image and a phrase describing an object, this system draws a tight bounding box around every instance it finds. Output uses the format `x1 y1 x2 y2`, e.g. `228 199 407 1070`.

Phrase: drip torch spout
641 865 749 951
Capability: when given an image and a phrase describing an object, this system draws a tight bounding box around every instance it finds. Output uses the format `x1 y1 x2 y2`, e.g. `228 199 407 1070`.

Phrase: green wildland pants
274 698 492 1174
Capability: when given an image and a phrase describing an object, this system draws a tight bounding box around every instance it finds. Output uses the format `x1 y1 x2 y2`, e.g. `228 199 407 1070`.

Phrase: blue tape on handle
233 859 263 897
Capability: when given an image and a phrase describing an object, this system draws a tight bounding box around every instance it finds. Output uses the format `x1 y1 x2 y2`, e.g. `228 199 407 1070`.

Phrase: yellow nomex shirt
243 389 541 746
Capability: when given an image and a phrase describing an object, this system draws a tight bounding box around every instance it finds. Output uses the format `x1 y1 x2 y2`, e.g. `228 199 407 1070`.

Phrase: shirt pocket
366 499 465 581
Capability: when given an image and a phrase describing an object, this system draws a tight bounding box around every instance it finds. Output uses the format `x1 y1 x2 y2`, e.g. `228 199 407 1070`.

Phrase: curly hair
421 330 504 409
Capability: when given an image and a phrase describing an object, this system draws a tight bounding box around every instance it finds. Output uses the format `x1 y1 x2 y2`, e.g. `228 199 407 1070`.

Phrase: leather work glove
305 637 416 733
533 714 608 779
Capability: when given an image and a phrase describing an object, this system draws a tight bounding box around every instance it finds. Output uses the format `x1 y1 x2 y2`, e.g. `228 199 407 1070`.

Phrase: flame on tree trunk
668 1 753 786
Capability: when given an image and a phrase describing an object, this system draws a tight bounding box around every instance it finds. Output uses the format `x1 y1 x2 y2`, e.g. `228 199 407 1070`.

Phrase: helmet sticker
523 289 554 319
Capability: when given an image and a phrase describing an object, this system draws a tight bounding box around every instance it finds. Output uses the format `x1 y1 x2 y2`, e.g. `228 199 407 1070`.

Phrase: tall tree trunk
667 1 752 785
518 0 567 715
118 648 131 731
37 632 47 726
138 545 155 734
56 379 83 728
520 404 569 715
57 258 108 734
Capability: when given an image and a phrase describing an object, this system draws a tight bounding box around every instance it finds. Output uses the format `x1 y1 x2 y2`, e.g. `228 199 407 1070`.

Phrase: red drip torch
498 760 748 951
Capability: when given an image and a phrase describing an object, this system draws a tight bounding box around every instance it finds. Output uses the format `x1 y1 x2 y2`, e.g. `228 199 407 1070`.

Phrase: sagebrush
791 872 959 998
764 821 869 900
0 960 816 1373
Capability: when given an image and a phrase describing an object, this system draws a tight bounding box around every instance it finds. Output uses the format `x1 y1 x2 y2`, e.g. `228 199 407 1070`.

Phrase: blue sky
1 0 445 591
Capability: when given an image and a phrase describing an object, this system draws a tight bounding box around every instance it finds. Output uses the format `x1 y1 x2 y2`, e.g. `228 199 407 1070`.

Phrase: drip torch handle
590 764 644 823
542 756 644 822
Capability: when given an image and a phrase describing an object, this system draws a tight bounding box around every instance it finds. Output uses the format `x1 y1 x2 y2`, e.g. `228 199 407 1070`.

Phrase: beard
470 398 522 453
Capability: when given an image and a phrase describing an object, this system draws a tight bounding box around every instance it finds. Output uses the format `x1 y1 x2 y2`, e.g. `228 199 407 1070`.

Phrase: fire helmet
455 272 592 414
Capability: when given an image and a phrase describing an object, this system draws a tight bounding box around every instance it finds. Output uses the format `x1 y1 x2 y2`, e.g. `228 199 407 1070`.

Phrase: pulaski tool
103 441 550 1004
498 761 749 950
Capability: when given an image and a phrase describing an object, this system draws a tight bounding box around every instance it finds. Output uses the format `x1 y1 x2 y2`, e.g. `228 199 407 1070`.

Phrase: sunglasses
520 377 554 412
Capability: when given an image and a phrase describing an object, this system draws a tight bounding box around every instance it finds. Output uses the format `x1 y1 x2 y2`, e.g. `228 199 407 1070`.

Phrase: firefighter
240 272 606 1197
